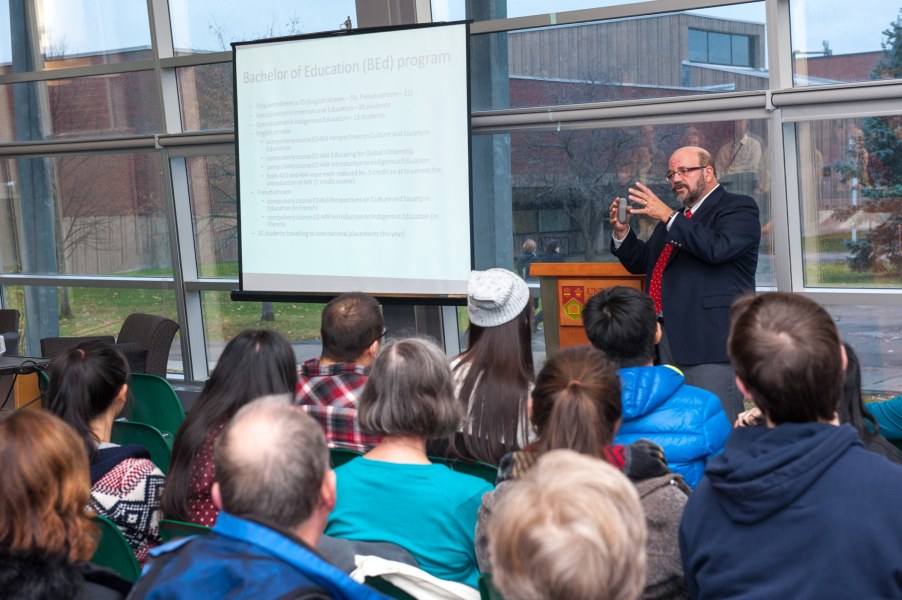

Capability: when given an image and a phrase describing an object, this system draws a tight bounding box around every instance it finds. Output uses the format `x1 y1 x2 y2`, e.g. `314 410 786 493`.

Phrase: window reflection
0 154 169 277
187 156 238 278
0 73 162 142
472 5 767 111
500 119 774 285
0 0 151 69
178 64 234 131
797 116 902 288
790 0 900 85
168 0 357 55
827 304 902 399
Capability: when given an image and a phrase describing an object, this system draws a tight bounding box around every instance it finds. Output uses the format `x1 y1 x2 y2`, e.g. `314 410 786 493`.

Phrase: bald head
668 146 718 208
214 395 330 529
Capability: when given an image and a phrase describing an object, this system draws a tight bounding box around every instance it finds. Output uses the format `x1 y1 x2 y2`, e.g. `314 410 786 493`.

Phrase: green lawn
3 270 325 342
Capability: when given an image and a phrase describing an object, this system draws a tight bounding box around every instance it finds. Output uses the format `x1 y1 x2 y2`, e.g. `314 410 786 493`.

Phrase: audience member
46 340 164 564
488 450 647 600
162 329 297 526
477 345 689 599
714 119 762 198
0 410 132 600
680 292 902 599
610 145 760 423
440 268 534 465
736 341 902 464
326 338 493 589
583 286 730 487
295 292 384 453
864 391 902 444
129 396 382 599
516 239 538 281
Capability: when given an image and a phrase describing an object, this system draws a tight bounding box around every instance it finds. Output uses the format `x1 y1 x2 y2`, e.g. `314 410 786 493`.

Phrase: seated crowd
4 273 902 599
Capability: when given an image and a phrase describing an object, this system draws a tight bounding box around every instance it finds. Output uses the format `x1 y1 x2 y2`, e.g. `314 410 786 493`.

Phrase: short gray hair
489 450 647 600
358 338 463 439
214 394 329 529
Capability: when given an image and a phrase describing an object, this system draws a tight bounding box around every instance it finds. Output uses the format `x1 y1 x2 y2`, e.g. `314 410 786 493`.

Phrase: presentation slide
233 22 472 298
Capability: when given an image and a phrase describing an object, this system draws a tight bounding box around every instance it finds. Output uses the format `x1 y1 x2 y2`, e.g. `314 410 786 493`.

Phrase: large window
688 29 754 67
168 0 357 55
470 3 767 111
497 118 774 286
0 0 151 69
790 0 900 86
795 115 902 289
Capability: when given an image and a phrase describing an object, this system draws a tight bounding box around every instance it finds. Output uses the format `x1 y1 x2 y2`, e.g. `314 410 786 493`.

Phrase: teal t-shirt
326 457 493 588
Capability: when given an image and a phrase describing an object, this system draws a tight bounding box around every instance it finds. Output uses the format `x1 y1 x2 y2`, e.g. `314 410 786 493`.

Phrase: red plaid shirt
294 358 381 453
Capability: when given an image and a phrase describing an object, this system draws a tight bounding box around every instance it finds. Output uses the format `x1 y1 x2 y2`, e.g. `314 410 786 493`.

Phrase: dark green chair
127 373 186 438
330 447 363 468
429 456 498 485
110 420 172 473
159 519 212 542
479 573 505 600
364 576 418 600
91 514 141 581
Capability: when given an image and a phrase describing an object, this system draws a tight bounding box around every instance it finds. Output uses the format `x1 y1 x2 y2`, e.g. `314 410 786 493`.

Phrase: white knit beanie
467 268 530 327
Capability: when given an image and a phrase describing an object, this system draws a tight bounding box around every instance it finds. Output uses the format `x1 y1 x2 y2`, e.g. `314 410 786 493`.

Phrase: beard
672 176 705 208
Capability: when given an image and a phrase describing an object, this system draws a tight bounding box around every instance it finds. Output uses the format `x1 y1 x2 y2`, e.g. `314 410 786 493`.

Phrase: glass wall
790 0 900 85
470 3 768 111
795 115 902 289
1 1 901 394
502 119 774 285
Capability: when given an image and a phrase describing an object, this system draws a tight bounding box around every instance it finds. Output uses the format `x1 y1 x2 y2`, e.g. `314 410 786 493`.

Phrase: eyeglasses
374 328 388 343
665 166 706 181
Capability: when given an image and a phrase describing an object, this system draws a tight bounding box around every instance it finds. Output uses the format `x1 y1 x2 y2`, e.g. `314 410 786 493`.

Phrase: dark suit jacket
612 185 760 365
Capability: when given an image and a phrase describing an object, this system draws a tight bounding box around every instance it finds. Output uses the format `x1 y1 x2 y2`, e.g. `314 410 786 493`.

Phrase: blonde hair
488 450 647 600
0 411 97 562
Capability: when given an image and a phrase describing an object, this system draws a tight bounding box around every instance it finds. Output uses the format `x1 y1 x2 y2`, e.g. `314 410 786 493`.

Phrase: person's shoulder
635 472 690 504
674 380 723 408
118 456 164 479
430 463 495 495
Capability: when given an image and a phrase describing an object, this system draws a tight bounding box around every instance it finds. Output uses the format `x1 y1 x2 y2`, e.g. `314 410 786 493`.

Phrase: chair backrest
364 576 419 600
0 309 19 355
479 574 505 600
159 518 212 543
110 420 172 474
91 514 141 581
116 313 179 377
429 456 498 485
330 447 363 468
127 373 186 438
0 309 18 333
40 335 116 359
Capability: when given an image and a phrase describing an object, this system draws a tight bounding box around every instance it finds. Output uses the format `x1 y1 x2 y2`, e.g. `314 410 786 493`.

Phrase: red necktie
648 209 691 314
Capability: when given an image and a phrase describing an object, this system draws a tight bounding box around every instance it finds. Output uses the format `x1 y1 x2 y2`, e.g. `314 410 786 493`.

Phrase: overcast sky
0 1 897 62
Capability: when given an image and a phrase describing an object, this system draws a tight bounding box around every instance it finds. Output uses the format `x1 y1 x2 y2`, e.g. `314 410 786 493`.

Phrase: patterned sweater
92 444 165 564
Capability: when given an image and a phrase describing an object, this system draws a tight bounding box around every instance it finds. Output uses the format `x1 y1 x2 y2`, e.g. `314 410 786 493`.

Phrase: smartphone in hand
617 198 628 224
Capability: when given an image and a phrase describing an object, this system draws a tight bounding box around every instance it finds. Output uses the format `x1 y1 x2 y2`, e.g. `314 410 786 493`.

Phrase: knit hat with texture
467 268 530 327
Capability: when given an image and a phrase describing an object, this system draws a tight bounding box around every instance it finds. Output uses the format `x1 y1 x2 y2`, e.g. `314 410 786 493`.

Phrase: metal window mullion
781 121 806 292
168 156 208 382
469 0 757 34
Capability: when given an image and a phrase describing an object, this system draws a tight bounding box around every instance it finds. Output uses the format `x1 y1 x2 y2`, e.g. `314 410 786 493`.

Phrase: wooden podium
530 262 645 354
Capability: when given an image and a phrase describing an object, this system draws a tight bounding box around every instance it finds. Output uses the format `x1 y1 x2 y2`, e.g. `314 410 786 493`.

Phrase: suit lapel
662 185 726 267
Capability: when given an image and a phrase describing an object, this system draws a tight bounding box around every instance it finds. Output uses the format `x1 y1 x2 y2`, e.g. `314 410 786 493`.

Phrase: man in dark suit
609 146 760 422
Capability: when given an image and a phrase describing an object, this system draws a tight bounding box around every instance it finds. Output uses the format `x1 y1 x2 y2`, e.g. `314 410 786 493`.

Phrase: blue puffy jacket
614 365 730 488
